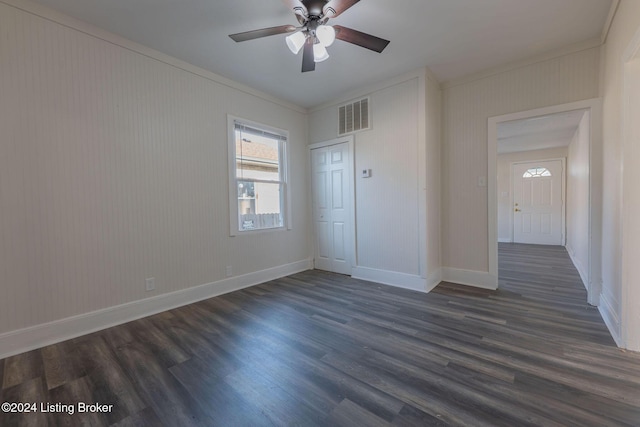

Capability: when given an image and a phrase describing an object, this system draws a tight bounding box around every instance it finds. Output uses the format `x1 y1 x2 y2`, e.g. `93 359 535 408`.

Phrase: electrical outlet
145 277 155 291
226 266 233 277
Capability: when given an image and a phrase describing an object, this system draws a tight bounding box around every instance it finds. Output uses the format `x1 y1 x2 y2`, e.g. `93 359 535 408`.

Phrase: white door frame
488 98 603 305
309 136 356 272
510 158 566 245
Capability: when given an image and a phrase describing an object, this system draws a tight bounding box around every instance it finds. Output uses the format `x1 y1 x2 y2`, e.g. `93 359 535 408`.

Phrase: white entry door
311 142 352 275
512 159 564 245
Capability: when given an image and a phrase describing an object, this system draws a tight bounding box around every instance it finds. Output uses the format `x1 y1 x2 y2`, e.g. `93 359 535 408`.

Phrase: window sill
231 226 288 237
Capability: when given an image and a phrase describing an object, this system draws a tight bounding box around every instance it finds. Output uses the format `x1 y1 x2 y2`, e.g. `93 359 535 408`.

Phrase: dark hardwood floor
1 243 639 426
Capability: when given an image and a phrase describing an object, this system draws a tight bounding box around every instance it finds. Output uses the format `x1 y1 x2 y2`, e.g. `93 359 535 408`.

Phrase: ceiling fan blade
282 0 308 18
323 0 360 18
333 25 390 53
302 39 316 72
229 25 296 42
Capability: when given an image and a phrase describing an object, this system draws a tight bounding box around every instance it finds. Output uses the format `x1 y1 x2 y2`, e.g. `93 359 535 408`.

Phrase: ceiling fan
229 0 390 72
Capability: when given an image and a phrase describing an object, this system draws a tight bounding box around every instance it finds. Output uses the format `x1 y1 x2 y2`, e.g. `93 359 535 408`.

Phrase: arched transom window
523 167 552 178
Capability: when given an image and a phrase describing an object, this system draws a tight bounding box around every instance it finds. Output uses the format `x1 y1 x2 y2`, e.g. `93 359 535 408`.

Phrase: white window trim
227 115 292 236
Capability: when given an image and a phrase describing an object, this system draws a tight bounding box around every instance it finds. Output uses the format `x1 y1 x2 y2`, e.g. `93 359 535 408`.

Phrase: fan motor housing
304 0 328 17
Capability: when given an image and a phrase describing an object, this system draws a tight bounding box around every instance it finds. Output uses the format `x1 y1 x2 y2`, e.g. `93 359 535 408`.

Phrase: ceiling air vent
338 97 370 136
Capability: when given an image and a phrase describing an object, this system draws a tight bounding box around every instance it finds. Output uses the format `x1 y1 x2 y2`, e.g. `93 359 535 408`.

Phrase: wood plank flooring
1 243 639 426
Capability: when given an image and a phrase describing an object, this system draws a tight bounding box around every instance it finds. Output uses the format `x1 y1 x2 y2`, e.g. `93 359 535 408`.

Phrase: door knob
515 208 521 212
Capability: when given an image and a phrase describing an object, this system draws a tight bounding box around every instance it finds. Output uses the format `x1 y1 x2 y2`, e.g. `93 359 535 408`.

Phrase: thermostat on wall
361 169 372 178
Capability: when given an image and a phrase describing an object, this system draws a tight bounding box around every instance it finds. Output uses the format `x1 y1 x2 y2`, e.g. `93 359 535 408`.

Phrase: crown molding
601 0 620 44
0 0 308 114
441 37 602 90
309 68 427 113
442 0 620 92
424 66 441 87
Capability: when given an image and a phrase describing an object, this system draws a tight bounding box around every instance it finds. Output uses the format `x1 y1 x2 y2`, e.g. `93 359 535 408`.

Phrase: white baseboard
352 267 429 293
566 244 589 291
441 267 499 290
0 259 313 359
598 291 622 347
498 238 512 243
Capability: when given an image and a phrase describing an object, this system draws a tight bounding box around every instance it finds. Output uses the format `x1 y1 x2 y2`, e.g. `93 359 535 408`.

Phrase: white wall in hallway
566 111 590 289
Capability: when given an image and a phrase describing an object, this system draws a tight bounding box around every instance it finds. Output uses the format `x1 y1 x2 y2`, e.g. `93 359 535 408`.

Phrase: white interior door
513 159 564 245
311 142 352 275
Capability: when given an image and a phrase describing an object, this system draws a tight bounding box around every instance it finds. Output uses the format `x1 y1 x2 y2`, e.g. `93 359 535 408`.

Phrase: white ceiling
28 0 613 108
497 109 588 154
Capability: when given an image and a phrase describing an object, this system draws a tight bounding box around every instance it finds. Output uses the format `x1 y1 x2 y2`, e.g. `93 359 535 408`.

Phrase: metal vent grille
338 97 370 135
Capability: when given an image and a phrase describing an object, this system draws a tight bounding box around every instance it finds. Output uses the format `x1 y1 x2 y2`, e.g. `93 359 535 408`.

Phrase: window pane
237 180 283 231
523 167 551 178
230 118 288 234
235 129 280 181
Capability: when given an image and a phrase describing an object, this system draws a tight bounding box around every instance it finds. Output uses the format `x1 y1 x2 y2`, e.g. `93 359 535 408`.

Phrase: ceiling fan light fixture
285 31 306 54
313 42 330 62
316 25 336 47
228 1 390 73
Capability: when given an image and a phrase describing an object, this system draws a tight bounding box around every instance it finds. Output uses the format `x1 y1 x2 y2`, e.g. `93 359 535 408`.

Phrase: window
523 167 551 178
228 117 288 233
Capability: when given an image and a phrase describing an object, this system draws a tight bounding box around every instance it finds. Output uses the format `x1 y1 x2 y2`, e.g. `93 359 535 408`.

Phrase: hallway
497 242 611 344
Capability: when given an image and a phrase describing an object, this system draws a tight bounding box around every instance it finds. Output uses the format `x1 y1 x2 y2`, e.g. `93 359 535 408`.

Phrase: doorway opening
488 99 603 306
